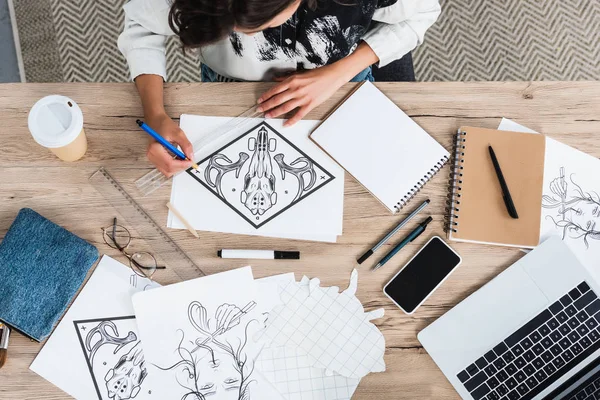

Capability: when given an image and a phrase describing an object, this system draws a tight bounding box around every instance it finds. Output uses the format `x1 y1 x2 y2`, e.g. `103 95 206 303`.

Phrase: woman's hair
169 0 312 48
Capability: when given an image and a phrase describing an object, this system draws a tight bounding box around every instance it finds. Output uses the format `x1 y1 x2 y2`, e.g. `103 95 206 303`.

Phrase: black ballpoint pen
488 145 519 219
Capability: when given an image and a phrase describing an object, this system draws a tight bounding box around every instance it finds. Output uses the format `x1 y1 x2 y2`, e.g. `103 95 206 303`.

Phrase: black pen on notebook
488 145 519 219
0 323 9 369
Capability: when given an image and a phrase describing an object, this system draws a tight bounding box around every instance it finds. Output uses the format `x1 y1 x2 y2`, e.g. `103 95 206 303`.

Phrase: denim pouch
0 208 98 341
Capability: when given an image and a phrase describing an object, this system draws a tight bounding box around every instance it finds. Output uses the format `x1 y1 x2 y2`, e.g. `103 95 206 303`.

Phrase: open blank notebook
310 82 450 213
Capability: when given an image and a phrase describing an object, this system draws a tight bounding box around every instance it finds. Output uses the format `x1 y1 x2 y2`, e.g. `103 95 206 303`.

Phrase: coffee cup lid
28 95 84 148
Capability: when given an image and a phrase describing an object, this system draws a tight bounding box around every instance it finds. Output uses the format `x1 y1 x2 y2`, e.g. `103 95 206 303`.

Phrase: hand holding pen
139 114 196 177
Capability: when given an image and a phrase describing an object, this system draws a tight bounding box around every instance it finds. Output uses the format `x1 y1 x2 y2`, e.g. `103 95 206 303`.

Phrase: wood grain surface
0 82 599 400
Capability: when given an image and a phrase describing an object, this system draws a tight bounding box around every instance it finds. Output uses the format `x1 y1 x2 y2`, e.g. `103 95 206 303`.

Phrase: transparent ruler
90 167 206 281
136 105 264 196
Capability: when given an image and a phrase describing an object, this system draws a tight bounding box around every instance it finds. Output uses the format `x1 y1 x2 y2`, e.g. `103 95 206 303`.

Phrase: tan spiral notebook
445 126 546 248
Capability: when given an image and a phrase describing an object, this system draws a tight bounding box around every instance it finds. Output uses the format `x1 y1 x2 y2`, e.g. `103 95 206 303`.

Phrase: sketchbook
168 115 344 242
310 81 450 213
446 126 600 264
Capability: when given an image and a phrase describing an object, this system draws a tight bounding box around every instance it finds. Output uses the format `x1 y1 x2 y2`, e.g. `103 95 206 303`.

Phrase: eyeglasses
102 218 166 279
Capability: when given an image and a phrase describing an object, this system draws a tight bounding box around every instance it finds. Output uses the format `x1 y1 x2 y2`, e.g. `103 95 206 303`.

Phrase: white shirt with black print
118 0 441 81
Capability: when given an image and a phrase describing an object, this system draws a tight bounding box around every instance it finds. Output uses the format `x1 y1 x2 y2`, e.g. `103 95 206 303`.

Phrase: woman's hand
257 42 380 127
145 113 194 177
257 64 347 127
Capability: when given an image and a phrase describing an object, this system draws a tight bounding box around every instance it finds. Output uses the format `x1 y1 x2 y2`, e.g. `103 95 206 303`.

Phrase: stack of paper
168 115 345 242
30 257 385 400
30 256 161 400
255 270 386 400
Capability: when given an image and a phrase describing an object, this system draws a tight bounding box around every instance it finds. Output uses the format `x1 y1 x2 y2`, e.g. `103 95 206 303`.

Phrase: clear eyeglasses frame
101 217 166 280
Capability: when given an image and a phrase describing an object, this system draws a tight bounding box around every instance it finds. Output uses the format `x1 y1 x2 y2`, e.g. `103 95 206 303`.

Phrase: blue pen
372 216 433 271
136 120 198 170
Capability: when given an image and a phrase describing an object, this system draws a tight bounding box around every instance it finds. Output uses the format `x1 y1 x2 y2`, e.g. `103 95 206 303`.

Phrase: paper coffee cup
28 95 87 162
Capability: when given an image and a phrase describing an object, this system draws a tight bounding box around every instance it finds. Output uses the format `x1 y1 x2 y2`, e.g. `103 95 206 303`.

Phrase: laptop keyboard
564 369 600 400
456 281 600 400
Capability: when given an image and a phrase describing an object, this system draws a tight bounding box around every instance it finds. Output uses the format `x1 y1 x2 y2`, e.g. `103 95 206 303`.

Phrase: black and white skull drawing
201 123 321 221
241 127 278 215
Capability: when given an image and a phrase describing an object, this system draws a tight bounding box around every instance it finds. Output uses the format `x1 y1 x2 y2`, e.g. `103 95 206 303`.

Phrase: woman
118 0 441 176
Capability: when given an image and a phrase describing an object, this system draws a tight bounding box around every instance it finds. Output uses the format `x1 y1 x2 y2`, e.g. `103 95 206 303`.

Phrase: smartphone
383 236 461 314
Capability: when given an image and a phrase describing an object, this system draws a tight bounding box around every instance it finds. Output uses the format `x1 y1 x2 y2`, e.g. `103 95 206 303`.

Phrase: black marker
218 249 300 260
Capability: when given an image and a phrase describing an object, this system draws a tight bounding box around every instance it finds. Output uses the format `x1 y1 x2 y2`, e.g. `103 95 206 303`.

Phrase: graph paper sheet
257 269 385 381
255 345 360 400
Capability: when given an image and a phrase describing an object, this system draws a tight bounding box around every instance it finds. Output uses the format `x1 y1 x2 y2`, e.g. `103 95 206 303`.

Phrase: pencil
136 120 199 170
166 202 199 238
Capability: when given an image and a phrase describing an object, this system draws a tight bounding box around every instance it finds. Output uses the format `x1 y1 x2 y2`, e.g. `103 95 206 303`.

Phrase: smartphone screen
384 236 461 314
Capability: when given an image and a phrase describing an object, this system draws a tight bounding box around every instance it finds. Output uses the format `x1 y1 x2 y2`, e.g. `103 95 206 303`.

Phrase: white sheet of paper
497 118 538 133
132 266 284 400
256 345 360 400
541 138 600 280
256 272 296 312
30 256 160 400
168 116 344 242
498 119 600 277
257 270 386 381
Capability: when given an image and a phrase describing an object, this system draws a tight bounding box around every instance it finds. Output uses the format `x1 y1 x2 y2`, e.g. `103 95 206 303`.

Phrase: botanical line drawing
158 301 259 400
74 317 148 400
187 122 334 229
542 167 600 248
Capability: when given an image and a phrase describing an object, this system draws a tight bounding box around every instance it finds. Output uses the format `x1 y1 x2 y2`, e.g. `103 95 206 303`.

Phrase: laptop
418 236 600 400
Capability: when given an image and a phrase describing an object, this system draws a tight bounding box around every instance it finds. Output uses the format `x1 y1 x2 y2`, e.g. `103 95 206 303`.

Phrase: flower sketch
542 167 600 248
158 301 259 400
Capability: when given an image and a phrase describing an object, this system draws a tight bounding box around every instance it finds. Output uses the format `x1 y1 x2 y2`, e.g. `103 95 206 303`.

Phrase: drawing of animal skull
86 321 137 365
274 154 317 201
104 341 148 400
204 153 249 197
201 124 321 219
240 127 278 215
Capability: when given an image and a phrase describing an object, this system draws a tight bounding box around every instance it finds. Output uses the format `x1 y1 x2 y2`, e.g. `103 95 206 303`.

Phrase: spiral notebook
445 126 546 247
310 82 450 213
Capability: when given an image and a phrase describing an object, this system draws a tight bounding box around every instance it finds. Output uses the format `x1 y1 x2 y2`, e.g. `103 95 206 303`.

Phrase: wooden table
0 82 599 399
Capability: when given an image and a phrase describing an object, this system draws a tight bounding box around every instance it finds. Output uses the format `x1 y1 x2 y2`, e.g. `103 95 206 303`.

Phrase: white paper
497 118 539 134
541 138 600 279
498 119 600 276
30 256 160 400
256 345 360 400
256 272 296 312
257 270 385 381
132 267 284 400
169 116 344 242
